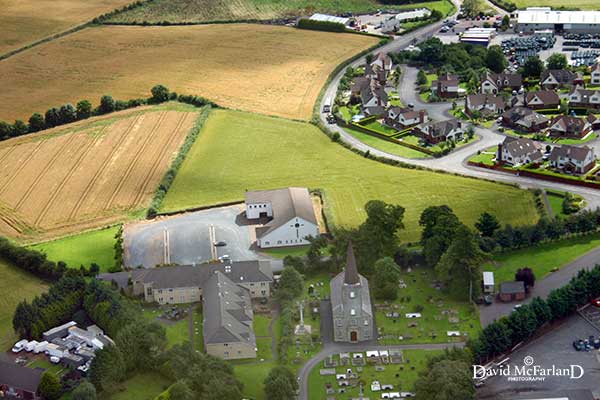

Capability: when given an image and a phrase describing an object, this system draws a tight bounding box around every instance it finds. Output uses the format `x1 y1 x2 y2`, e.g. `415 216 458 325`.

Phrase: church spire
344 241 360 285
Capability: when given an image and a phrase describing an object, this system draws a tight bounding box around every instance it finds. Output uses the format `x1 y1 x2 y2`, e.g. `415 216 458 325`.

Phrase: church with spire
330 242 374 343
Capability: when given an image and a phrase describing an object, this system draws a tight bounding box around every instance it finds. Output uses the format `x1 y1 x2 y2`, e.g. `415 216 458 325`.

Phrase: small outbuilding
499 281 526 302
483 271 495 294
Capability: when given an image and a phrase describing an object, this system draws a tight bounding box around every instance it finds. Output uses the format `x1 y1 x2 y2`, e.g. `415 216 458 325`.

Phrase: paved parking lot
123 205 262 268
478 315 600 399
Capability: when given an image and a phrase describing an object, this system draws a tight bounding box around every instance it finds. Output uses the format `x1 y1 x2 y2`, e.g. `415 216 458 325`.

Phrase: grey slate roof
245 187 317 238
541 69 580 85
467 94 505 110
344 243 360 285
202 271 256 347
525 90 560 106
500 281 525 294
501 136 542 159
549 115 590 135
502 107 549 128
0 360 43 393
549 144 594 163
99 260 273 290
483 72 522 88
419 119 462 138
331 243 373 317
569 87 600 105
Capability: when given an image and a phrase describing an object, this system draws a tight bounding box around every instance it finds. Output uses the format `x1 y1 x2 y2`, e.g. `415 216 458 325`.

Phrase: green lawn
161 110 538 241
259 245 310 259
546 192 567 218
308 349 443 400
29 226 120 272
375 267 480 344
254 314 272 337
27 359 66 376
103 372 172 400
0 259 48 350
141 306 191 348
469 146 497 166
361 120 398 137
233 361 275 400
346 127 431 159
483 233 600 284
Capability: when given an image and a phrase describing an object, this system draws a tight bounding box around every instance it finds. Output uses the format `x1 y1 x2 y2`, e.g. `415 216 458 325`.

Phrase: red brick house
501 107 550 133
414 119 464 144
431 73 460 99
384 107 428 130
499 281 526 302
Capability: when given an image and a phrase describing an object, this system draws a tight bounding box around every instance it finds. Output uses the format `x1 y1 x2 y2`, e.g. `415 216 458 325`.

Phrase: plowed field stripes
0 140 44 195
0 145 18 167
68 115 142 221
15 132 79 211
132 112 188 208
104 111 167 210
34 127 106 227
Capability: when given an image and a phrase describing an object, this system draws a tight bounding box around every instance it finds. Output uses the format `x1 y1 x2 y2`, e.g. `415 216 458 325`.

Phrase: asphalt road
480 245 600 326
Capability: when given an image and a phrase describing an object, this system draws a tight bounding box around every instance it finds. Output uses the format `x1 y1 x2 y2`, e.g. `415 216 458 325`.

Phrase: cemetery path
296 342 465 400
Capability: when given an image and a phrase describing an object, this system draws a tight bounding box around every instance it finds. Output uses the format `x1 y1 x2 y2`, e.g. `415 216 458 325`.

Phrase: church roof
344 242 360 285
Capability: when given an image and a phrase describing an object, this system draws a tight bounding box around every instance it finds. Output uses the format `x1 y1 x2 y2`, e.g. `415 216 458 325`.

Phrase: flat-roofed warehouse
517 7 600 33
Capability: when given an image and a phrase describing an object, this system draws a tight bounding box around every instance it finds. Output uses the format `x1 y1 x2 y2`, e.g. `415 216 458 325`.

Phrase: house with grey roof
568 87 600 111
465 94 506 117
414 119 464 144
496 137 543 166
501 107 549 132
0 360 43 400
112 260 273 305
384 107 428 130
592 63 600 85
330 243 374 343
245 187 319 248
540 70 584 89
480 72 522 94
203 271 257 360
549 145 596 174
548 115 593 139
512 90 560 111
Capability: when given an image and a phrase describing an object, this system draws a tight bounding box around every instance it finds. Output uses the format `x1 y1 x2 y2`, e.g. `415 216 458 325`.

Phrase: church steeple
344 241 360 285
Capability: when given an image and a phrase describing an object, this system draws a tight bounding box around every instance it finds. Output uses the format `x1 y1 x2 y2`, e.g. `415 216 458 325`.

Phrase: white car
11 339 28 353
49 356 60 364
371 381 381 392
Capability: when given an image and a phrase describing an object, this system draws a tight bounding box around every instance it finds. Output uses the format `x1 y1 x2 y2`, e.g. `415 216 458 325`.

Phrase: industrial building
517 8 600 34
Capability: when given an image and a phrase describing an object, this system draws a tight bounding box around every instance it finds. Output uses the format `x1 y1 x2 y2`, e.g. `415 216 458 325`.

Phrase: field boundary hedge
147 106 212 217
468 161 600 190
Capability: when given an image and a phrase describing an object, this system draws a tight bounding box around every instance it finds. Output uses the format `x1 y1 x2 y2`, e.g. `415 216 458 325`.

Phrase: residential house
369 52 393 74
548 115 593 139
331 243 374 343
499 281 525 302
501 107 550 132
540 69 584 89
496 136 543 166
245 187 320 248
465 94 506 117
414 119 464 144
480 72 522 94
591 63 600 85
118 261 273 304
568 87 600 111
359 81 389 116
0 360 43 400
549 145 596 174
431 73 460 99
587 114 600 130
384 107 428 130
203 271 257 360
350 76 371 96
364 64 387 85
518 90 560 110
43 321 77 342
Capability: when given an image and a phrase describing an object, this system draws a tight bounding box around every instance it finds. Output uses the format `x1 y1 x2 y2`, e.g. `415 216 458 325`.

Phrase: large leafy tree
515 267 536 290
546 53 568 70
419 206 461 267
436 225 486 300
72 380 97 400
277 266 304 303
372 257 401 300
264 366 298 400
415 359 475 400
521 56 544 78
39 372 62 400
475 212 500 237
485 45 508 73
89 345 126 392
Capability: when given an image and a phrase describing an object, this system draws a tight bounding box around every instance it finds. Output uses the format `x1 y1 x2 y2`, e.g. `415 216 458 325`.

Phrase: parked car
11 339 28 353
50 356 61 364
513 304 522 311
484 295 493 305
591 297 600 308
326 114 336 124
573 339 586 351
214 241 227 247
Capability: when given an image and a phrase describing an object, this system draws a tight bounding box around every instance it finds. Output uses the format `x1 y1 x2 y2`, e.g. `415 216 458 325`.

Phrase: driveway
479 246 600 326
123 204 262 268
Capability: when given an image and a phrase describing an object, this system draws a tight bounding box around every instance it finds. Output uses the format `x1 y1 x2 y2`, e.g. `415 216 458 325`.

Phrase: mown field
161 109 539 241
29 226 120 272
106 0 453 23
513 0 600 10
0 24 377 122
0 259 48 350
0 0 133 55
0 104 197 241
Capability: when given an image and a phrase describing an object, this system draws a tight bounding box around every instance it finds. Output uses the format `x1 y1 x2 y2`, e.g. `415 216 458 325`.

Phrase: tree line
468 264 600 362
0 85 216 141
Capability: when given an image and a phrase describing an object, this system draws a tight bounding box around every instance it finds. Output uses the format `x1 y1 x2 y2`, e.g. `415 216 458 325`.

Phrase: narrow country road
479 245 600 326
297 342 465 400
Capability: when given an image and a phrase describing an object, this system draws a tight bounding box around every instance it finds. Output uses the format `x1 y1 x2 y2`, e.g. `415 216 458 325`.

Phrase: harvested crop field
0 0 133 56
0 24 378 122
107 0 387 23
0 103 198 241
